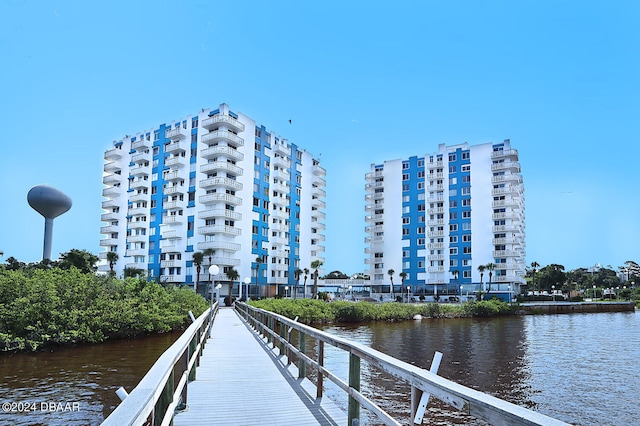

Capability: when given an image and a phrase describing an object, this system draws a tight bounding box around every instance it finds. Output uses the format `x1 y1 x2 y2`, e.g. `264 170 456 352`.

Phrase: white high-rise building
100 103 326 299
364 140 525 301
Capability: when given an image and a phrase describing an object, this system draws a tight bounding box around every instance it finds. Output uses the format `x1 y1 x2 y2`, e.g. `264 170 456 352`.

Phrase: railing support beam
348 353 361 426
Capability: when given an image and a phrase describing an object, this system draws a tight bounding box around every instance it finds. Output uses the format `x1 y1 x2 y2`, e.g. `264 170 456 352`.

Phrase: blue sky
1 1 638 273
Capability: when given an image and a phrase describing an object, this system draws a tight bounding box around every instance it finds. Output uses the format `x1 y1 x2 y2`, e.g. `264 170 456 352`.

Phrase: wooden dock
172 307 347 426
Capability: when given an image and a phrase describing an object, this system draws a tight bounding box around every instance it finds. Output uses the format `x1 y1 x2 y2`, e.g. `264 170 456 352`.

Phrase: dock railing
102 301 219 426
235 302 570 426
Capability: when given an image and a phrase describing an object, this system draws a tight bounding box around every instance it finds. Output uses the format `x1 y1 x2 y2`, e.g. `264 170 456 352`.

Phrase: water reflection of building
364 140 526 300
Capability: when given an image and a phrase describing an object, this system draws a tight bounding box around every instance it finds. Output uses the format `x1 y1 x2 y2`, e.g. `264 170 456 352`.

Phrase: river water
0 311 637 425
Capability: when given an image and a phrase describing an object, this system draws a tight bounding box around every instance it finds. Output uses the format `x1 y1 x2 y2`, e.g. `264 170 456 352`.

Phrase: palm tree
294 268 303 299
477 264 486 301
485 263 496 295
192 252 204 294
303 268 310 298
388 269 395 300
106 251 118 275
530 261 540 294
311 260 323 299
399 271 407 301
226 268 239 306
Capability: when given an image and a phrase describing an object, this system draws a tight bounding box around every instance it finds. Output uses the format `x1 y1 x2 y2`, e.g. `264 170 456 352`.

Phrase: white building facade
101 103 326 299
365 140 525 301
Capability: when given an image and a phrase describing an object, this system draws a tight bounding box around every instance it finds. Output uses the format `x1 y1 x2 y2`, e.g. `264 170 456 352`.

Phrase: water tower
27 185 72 260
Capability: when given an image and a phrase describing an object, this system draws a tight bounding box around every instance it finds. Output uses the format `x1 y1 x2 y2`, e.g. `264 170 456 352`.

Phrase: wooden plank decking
172 307 347 426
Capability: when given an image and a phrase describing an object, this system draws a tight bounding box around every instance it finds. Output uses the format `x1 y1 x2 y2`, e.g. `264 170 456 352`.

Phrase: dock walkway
172 307 347 426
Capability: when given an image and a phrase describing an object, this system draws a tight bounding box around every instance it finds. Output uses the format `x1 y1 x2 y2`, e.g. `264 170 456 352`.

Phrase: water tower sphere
27 185 72 260
27 185 72 219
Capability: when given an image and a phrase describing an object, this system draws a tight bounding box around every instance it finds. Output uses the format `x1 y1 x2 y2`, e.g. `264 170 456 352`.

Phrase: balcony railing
201 114 245 132
198 209 242 221
197 241 241 251
131 138 150 150
200 130 244 147
199 193 242 205
199 177 243 191
201 146 244 161
198 225 241 236
166 127 186 140
200 161 243 176
166 142 185 154
104 148 123 160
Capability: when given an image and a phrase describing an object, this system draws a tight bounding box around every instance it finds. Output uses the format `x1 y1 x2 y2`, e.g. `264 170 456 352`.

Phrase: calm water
321 311 640 425
0 332 179 426
0 311 638 425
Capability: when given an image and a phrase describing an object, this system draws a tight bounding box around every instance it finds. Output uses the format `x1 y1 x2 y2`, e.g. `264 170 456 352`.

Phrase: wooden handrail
235 302 569 426
102 302 219 426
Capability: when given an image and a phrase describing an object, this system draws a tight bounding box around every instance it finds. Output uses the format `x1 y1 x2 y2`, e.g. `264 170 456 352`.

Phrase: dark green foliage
462 300 514 317
249 299 514 324
0 268 208 352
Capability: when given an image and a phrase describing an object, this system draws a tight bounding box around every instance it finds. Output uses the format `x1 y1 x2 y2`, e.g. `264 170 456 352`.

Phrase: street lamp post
348 285 353 301
285 286 289 298
407 286 411 303
552 285 555 302
593 285 596 301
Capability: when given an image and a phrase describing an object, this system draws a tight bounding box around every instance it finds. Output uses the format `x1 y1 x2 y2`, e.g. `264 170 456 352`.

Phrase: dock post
348 353 361 426
317 341 324 398
298 332 306 379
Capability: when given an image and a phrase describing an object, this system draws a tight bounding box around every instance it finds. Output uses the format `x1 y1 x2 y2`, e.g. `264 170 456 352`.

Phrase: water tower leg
43 217 54 260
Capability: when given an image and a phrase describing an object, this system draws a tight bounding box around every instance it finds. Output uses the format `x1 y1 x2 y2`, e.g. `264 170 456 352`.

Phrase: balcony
210 256 241 267
492 211 519 220
132 138 150 150
273 141 291 156
164 156 185 168
131 152 148 164
162 215 183 225
493 250 519 258
365 224 384 233
100 225 119 234
128 207 148 216
365 170 384 181
491 149 519 159
130 178 149 189
103 173 121 185
104 160 121 172
491 185 522 196
312 165 326 176
129 193 148 203
127 233 147 243
101 212 119 221
427 172 444 181
165 141 185 154
365 236 384 244
163 170 183 182
427 160 444 170
201 130 244 147
311 198 326 209
102 187 121 197
428 219 445 226
201 145 244 161
160 229 180 240
198 209 242 221
166 127 186 140
100 238 119 246
197 241 241 251
160 243 179 252
104 148 123 161
200 161 243 176
365 181 384 190
199 177 243 191
428 254 444 261
491 174 522 184
491 161 520 172
163 200 182 210
198 225 241 236
428 266 445 273
129 220 148 229
273 155 289 168
199 193 242 205
163 186 185 195
102 199 118 209
131 164 151 177
272 168 290 181
160 260 179 268
201 114 245 132
428 242 444 250
428 230 444 237
162 275 184 284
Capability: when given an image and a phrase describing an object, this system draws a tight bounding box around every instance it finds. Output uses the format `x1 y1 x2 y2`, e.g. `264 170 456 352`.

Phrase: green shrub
0 268 208 351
